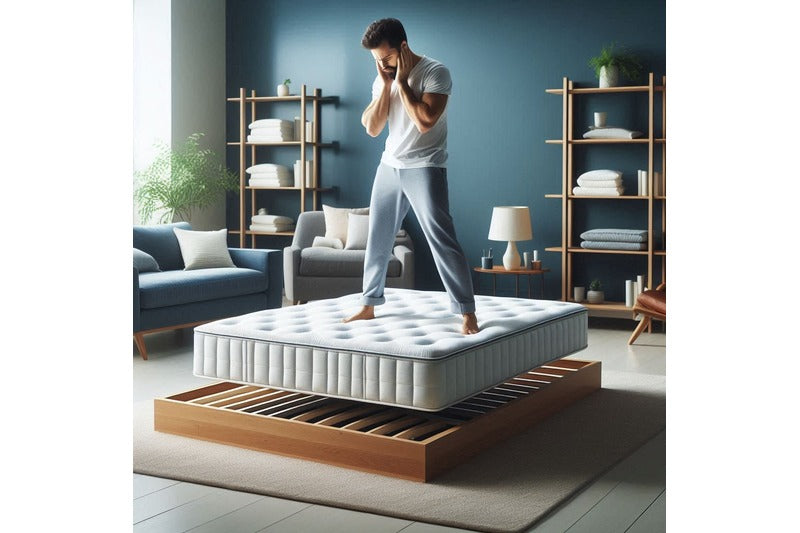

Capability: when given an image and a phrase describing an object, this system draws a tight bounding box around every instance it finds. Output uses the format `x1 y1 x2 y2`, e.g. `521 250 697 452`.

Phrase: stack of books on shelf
579 228 648 251
247 119 294 142
293 160 313 187
246 164 292 187
637 170 664 196
573 169 624 196
249 214 295 233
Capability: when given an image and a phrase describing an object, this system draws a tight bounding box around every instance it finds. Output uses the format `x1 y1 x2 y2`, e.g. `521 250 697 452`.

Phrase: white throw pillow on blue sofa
173 228 235 270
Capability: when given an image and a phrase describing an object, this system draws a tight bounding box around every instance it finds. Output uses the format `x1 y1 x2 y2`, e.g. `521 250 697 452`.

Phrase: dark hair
361 18 407 50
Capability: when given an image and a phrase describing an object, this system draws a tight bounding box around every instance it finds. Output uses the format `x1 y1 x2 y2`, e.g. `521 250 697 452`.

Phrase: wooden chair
628 282 666 345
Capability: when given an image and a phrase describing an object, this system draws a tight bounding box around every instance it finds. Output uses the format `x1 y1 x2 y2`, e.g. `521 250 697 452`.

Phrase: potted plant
588 43 643 88
277 78 291 97
587 279 605 304
134 133 239 224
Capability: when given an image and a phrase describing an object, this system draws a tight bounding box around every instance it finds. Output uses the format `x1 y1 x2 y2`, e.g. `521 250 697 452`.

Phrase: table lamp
488 206 533 270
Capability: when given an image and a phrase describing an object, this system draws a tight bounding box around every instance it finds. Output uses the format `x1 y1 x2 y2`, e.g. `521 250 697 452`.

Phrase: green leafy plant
134 133 239 224
282 78 291 86
589 279 602 291
588 42 643 82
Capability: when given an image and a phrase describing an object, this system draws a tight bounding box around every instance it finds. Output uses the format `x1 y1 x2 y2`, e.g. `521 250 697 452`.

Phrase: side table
473 266 550 299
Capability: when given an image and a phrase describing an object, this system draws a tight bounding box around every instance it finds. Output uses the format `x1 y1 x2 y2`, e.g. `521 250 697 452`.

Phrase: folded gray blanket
579 228 648 243
581 241 648 251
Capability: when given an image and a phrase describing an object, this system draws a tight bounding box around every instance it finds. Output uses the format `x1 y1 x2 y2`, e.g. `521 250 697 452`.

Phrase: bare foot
343 305 375 323
462 312 479 335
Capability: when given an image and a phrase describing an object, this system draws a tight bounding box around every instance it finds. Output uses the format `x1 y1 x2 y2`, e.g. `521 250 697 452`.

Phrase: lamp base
503 241 520 270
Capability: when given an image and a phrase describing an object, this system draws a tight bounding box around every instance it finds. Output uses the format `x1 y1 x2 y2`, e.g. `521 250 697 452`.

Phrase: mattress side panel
192 311 588 411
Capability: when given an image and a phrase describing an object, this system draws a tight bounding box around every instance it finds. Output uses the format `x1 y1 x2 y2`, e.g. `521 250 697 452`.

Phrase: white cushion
322 204 369 244
173 228 235 270
312 236 344 249
344 214 370 250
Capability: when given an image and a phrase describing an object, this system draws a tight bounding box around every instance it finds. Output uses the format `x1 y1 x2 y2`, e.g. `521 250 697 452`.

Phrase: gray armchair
283 211 414 304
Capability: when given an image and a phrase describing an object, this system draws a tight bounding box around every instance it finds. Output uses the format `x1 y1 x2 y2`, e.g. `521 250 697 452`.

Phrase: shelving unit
227 85 337 248
545 73 666 318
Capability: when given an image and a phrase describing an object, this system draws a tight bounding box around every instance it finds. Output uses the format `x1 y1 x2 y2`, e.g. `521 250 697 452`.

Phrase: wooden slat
225 389 296 411
210 388 284 408
495 383 532 395
242 392 307 413
366 415 427 436
166 382 242 403
252 395 318 416
394 421 452 441
191 385 264 405
287 401 355 423
341 410 404 432
270 397 332 419
315 404 388 427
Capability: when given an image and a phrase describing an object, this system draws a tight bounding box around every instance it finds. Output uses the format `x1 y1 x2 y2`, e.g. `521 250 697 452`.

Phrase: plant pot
599 65 619 88
586 290 604 304
277 84 289 97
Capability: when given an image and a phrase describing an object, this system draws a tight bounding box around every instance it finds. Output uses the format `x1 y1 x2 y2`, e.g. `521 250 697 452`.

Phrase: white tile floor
133 315 665 533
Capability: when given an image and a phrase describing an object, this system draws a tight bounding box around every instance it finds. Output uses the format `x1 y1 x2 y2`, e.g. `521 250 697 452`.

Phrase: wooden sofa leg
628 316 651 345
133 333 149 360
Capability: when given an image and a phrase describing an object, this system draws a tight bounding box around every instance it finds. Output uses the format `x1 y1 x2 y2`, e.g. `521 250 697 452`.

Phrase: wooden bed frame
154 358 601 482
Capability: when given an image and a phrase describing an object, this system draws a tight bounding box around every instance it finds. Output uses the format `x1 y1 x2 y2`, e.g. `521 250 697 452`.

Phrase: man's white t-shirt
371 56 451 169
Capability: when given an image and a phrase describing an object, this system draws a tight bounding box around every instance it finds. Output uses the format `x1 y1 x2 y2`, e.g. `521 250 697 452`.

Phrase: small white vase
586 290 604 304
276 84 289 97
599 65 619 88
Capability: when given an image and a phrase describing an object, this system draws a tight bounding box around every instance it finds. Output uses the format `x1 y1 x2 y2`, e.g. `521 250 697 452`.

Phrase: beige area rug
133 370 665 533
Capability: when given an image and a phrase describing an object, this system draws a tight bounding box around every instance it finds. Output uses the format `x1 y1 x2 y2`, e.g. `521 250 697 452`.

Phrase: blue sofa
133 222 282 359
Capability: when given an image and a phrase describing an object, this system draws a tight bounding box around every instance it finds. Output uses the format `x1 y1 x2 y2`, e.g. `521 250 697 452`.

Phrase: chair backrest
292 211 326 249
133 221 191 271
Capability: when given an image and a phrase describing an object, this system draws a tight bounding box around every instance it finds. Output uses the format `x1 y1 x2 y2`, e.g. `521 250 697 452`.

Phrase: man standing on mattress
344 18 479 335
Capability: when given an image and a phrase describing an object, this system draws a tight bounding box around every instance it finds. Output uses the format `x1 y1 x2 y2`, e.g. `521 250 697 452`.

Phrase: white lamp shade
488 206 533 242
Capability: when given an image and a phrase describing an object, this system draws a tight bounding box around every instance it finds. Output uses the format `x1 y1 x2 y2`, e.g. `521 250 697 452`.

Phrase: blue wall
226 0 666 300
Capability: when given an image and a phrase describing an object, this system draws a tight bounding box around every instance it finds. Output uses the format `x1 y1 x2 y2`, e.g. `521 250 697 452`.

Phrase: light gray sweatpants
361 163 476 314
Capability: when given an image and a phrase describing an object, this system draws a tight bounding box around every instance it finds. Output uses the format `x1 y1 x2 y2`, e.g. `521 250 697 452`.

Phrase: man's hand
396 42 412 84
375 58 393 86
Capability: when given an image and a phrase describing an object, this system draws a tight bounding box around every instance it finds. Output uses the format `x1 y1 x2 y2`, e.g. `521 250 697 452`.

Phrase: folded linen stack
573 169 624 196
249 214 295 233
579 228 648 251
583 127 644 139
246 163 292 187
247 119 294 142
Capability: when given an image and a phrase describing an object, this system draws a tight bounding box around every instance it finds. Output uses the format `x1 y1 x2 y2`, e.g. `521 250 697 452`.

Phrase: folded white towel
578 169 622 180
249 119 293 129
583 128 643 139
573 186 624 196
312 236 344 249
249 174 291 181
251 214 294 225
250 223 295 233
249 180 292 188
577 177 622 188
246 164 291 174
248 134 294 142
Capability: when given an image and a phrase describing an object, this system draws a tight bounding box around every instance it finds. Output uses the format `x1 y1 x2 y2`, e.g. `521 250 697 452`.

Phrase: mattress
194 288 588 411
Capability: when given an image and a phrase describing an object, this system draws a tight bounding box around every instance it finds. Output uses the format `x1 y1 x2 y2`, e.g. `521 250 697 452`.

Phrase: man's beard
383 68 397 80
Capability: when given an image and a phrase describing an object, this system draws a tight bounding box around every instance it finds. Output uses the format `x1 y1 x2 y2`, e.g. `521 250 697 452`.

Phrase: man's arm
396 87 447 134
361 83 391 137
395 43 448 134
362 60 393 137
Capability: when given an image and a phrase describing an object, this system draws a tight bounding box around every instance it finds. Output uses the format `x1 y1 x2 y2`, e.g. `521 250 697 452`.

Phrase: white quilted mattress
194 288 588 411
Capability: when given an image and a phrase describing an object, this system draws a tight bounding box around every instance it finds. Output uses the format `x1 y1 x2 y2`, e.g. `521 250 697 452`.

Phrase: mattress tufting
194 288 588 411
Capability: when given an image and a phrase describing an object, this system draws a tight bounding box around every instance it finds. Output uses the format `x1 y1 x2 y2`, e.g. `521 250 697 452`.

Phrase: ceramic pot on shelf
586 290 605 304
277 84 289 97
599 65 619 88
